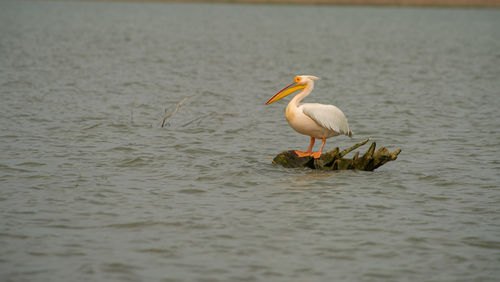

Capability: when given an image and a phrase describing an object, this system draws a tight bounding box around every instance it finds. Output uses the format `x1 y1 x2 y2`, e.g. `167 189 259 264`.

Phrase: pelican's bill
265 83 306 105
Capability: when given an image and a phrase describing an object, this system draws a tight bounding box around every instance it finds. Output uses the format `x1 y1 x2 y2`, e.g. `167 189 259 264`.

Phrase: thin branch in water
161 94 196 128
181 113 236 127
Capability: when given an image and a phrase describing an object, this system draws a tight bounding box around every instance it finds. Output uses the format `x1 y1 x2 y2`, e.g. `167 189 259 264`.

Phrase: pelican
266 75 353 159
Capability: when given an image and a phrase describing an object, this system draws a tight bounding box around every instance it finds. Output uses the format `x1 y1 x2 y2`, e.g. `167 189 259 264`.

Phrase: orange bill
265 82 306 105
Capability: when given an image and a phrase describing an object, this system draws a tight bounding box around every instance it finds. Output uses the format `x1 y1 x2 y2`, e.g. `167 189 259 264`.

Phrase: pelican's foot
311 152 322 159
294 151 312 158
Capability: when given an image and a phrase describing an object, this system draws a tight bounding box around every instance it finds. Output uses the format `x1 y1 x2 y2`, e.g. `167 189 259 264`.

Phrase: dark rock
272 139 401 171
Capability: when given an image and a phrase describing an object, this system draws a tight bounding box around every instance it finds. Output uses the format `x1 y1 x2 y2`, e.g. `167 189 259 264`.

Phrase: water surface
1 1 500 281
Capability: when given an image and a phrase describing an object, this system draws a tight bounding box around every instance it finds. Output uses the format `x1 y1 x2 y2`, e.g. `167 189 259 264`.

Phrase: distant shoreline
84 0 500 7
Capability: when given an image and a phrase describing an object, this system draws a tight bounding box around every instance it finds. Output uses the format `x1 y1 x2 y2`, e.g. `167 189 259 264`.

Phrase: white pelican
266 75 353 159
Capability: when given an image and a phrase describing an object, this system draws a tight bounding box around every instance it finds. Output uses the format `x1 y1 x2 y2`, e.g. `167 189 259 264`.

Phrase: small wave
122 81 148 88
16 162 46 167
117 157 148 167
462 237 500 250
82 123 101 130
27 251 49 257
44 225 89 230
108 146 136 152
365 204 394 210
0 232 29 239
136 248 177 258
1 80 34 88
100 262 142 274
53 251 86 257
178 188 206 194
0 164 31 173
106 221 183 229
107 122 131 129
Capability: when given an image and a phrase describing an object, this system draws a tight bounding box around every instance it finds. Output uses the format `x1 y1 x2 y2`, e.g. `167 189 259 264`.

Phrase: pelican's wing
302 103 353 137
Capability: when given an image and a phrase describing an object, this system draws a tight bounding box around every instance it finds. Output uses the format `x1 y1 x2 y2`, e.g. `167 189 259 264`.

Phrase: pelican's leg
311 138 326 159
306 137 315 153
295 137 315 158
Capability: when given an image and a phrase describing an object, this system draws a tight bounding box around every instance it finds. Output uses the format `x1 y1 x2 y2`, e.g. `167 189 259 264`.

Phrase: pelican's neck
290 81 314 108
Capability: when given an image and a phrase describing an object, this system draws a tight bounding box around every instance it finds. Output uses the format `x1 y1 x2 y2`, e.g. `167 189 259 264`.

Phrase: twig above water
181 113 237 127
161 94 197 128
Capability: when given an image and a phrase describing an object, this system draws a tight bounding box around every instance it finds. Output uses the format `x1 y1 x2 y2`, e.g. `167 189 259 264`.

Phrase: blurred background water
1 1 500 281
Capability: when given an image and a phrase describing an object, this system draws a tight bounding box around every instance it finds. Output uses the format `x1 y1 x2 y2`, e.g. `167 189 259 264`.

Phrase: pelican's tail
347 130 353 138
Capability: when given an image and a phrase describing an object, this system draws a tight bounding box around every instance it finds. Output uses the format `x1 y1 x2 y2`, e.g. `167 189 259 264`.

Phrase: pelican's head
266 75 319 105
294 75 320 85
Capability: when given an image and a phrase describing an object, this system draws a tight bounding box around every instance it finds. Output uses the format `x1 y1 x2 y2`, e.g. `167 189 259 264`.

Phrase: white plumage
302 103 352 138
266 75 353 159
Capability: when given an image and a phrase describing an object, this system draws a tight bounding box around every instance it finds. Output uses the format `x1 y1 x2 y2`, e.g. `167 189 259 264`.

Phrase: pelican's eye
294 76 301 83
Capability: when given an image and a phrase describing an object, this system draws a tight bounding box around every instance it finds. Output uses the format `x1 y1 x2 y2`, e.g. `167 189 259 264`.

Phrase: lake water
1 1 500 281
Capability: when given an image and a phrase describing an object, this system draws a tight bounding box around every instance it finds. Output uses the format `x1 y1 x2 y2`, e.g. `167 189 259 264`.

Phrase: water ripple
1 2 499 282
